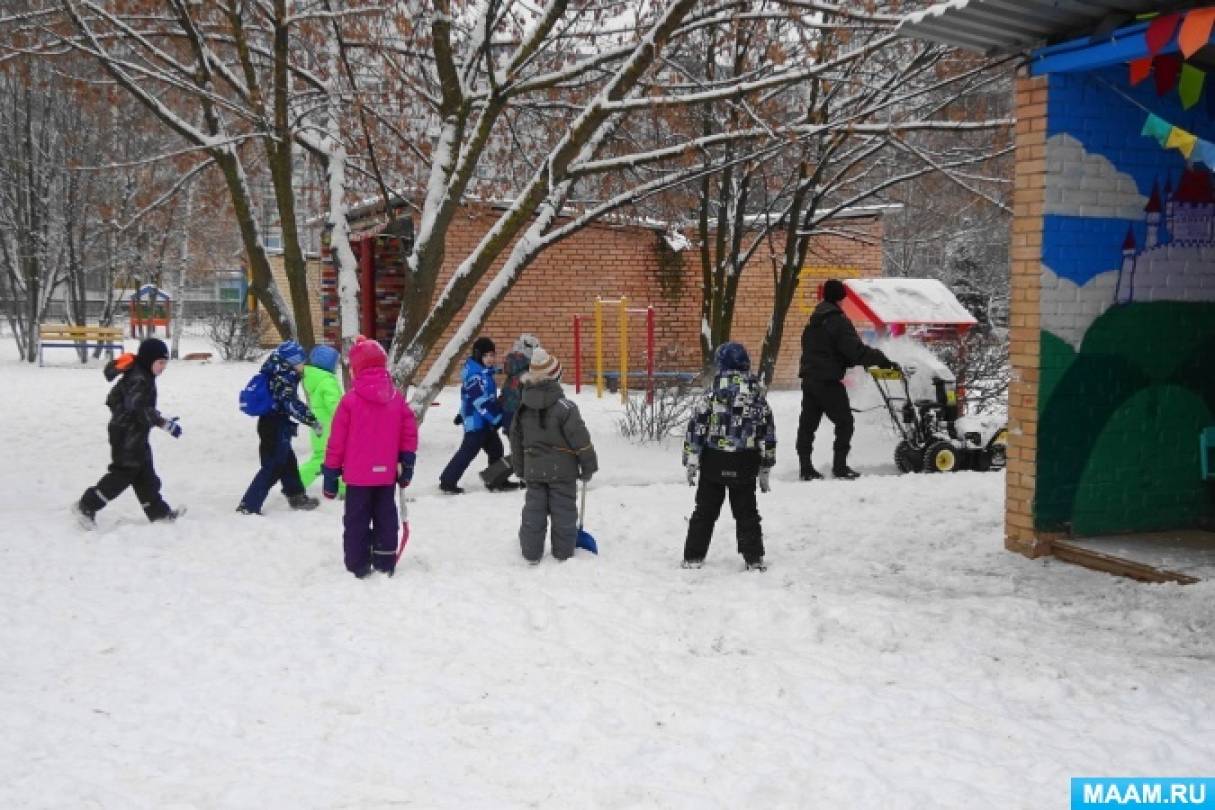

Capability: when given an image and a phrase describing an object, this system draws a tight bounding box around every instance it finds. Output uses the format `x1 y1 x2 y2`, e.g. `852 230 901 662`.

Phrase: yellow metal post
594 298 604 398
619 296 629 403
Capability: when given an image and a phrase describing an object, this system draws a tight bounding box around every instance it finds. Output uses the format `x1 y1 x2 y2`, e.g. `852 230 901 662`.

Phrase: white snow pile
661 229 691 252
846 278 978 326
2 336 1212 809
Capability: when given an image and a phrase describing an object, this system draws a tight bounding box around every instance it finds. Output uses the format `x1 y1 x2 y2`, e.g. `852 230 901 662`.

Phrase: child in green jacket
300 345 343 491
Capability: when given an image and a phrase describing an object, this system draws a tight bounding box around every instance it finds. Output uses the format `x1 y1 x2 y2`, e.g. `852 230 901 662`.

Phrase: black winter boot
72 500 97 530
832 451 860 479
151 506 186 523
799 466 823 481
287 493 320 510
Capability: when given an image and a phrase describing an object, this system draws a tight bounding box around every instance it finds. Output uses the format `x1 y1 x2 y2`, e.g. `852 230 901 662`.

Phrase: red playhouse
128 284 172 338
318 217 414 346
832 278 978 342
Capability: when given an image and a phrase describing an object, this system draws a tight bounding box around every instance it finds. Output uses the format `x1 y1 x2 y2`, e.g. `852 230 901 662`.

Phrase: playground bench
599 370 699 393
38 324 125 367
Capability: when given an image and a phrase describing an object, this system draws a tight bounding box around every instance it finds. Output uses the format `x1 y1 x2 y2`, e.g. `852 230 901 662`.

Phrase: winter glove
685 458 699 487
321 466 341 499
483 399 504 426
161 417 183 439
311 421 325 438
397 451 416 488
758 468 771 494
580 469 594 483
453 413 463 426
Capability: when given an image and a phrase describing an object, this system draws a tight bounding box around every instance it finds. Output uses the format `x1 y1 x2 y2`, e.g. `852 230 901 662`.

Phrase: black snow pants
683 448 763 564
796 378 854 472
80 437 171 521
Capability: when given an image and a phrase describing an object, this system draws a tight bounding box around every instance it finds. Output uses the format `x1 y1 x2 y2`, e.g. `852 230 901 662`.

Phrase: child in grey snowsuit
682 341 776 571
507 348 598 563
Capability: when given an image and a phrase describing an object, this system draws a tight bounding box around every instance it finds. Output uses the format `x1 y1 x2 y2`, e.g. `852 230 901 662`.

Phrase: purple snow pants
343 485 399 574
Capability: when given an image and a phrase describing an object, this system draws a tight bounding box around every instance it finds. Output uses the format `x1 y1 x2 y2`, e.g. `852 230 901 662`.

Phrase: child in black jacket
74 338 183 528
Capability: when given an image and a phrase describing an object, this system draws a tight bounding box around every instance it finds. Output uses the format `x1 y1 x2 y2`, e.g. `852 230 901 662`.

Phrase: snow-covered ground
2 336 1213 809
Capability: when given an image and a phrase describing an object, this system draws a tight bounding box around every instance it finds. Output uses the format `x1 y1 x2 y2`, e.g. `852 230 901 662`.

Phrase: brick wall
1006 70 1049 558
427 206 884 388
261 253 323 348
324 204 883 388
1011 64 1215 551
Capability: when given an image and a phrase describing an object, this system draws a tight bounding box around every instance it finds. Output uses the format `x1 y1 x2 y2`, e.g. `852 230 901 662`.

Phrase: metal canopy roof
897 1 1201 56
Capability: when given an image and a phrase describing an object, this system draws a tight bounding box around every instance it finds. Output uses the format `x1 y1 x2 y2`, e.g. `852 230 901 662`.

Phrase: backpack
239 372 274 416
103 352 136 383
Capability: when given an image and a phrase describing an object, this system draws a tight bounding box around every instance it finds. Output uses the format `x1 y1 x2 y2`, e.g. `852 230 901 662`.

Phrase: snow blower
868 365 1007 474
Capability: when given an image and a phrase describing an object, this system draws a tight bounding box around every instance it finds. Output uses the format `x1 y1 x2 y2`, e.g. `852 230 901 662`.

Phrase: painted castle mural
1115 169 1215 305
1037 67 1215 536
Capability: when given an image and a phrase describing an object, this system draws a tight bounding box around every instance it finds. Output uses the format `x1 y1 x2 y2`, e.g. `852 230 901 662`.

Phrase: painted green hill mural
1036 301 1215 535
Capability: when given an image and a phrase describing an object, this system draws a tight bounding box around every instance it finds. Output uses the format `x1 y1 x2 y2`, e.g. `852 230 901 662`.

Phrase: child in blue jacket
236 340 323 515
438 336 520 494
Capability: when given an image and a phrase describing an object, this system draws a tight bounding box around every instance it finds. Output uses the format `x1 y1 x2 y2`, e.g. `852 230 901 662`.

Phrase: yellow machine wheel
923 441 958 473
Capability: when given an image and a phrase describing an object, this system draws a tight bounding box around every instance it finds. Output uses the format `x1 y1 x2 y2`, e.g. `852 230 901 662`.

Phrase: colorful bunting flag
1178 8 1215 58
1141 114 1172 146
1129 57 1153 86
1139 109 1215 167
1195 139 1215 169
1154 53 1183 96
1180 63 1207 109
1166 126 1198 157
1146 13 1184 55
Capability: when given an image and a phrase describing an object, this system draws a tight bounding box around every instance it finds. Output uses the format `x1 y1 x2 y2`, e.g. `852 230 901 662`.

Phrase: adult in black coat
75 338 183 527
796 279 895 480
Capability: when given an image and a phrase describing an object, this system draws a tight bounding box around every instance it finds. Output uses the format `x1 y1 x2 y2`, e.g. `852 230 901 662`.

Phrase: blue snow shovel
576 480 598 554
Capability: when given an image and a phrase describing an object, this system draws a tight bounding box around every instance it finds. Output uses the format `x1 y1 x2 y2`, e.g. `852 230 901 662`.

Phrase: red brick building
307 201 885 388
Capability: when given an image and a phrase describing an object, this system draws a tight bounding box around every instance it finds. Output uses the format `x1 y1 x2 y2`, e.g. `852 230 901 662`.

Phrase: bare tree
1 1 324 343
659 6 1015 382
0 59 65 360
355 1 1009 414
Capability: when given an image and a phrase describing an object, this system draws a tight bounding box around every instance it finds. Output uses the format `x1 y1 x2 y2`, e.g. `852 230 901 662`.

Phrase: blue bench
39 325 125 367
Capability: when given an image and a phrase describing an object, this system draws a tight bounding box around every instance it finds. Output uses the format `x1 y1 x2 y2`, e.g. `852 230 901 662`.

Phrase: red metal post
956 328 968 415
573 315 582 394
646 306 655 404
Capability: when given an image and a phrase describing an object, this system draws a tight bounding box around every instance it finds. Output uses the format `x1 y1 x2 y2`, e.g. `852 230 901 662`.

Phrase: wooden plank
39 325 123 333
1051 540 1201 585
38 325 123 340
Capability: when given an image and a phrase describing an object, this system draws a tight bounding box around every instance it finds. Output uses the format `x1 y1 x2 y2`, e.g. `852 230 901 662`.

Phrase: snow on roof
844 278 977 326
897 0 1164 56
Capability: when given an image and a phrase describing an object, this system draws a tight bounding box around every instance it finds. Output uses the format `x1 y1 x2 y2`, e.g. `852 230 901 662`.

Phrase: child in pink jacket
322 337 419 578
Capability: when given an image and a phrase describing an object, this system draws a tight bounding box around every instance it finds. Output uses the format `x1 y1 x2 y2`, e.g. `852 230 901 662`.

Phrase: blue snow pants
239 413 305 513
438 426 503 487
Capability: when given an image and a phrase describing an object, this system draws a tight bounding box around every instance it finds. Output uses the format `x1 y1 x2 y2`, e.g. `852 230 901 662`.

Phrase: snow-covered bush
618 382 699 445
205 310 266 362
